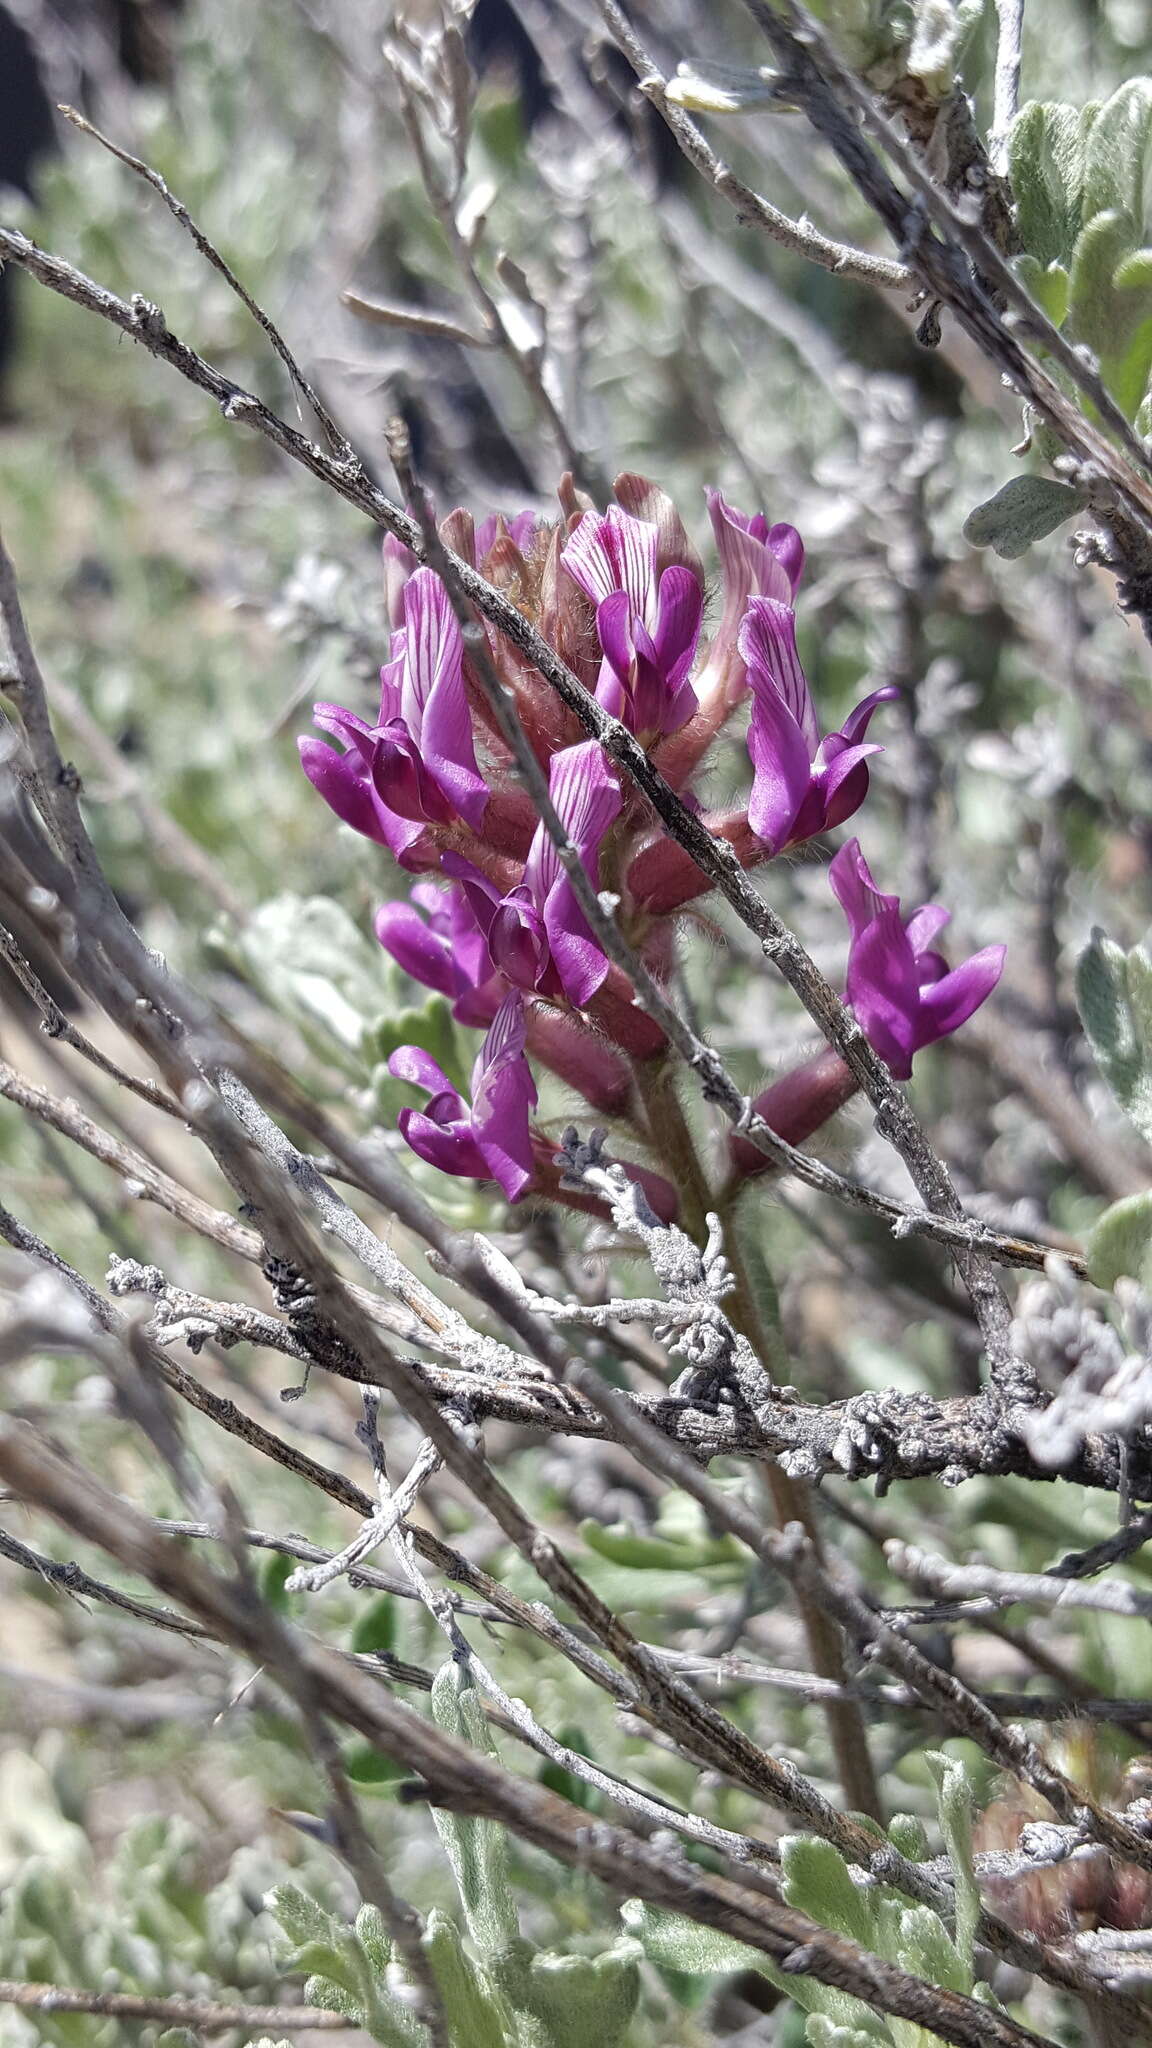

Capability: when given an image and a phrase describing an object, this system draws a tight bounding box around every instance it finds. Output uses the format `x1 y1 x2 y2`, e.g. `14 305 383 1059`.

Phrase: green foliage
1086 1191 1152 1288
961 474 1083 557
1009 80 1152 421
1075 928 1152 1146
0 1798 296 2048
623 1765 986 2048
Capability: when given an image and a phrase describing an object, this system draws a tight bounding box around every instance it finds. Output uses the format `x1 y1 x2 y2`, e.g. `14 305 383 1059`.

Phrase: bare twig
0 1980 348 2031
58 104 352 460
595 0 911 290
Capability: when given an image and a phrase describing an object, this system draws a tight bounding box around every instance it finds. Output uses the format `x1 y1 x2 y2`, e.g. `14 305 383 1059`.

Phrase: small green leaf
342 1740 407 1787
1016 253 1070 325
429 1662 519 1954
1076 929 1152 1143
962 475 1082 558
266 1883 343 1953
619 1900 761 1976
580 1518 740 1571
925 1752 979 1977
1067 208 1141 355
367 993 464 1093
1009 100 1096 266
495 1940 643 2048
887 1814 930 1862
780 1837 873 1950
1082 79 1152 232
350 1594 397 1655
1087 1192 1152 1289
260 1551 295 1615
422 1910 511 2048
895 1903 968 1995
355 1903 393 1979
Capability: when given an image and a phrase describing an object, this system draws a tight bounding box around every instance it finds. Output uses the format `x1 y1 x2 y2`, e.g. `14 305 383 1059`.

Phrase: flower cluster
300 475 1004 1208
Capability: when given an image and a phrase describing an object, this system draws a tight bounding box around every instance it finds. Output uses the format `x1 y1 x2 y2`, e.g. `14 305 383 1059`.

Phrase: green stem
631 1052 885 1824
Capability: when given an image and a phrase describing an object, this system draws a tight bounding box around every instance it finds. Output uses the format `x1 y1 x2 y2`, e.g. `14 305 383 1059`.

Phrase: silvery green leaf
925 1752 978 1976
1076 929 1152 1144
422 1909 512 2048
429 1663 519 1954
1087 1192 1152 1290
1009 100 1097 266
1081 78 1152 232
962 475 1083 558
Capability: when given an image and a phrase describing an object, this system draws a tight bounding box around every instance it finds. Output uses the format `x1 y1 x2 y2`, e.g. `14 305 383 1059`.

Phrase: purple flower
374 881 498 1025
560 506 703 739
299 568 488 868
443 740 621 1007
702 491 805 706
740 597 897 855
389 992 537 1200
829 839 1006 1079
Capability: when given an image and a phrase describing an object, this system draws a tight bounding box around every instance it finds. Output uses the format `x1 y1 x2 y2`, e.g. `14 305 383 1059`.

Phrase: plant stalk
631 1051 885 1824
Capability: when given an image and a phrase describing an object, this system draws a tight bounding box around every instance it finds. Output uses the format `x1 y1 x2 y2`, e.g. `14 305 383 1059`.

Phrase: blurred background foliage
6 0 1152 2041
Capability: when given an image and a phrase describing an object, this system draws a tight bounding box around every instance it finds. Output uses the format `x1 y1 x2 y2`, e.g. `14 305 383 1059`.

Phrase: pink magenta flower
389 993 537 1201
560 505 703 740
373 881 500 1026
830 839 1006 1079
741 597 897 855
299 568 488 869
443 739 622 1007
702 490 805 706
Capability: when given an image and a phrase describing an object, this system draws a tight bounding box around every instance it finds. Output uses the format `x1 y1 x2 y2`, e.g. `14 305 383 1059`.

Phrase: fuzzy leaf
1076 929 1152 1143
925 1752 979 1977
618 1900 762 1977
1009 100 1096 266
1087 1192 1152 1290
962 475 1082 558
494 1940 643 2048
429 1662 519 1954
1067 208 1141 354
887 1814 930 1863
780 1837 876 1951
1082 79 1152 231
895 1904 968 1995
422 1909 511 2048
266 1883 343 1953
1015 253 1070 325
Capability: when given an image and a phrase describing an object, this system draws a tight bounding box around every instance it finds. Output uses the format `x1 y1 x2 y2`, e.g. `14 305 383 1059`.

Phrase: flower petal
828 839 898 942
745 678 812 853
917 945 1006 1041
298 735 392 846
820 742 883 830
845 912 922 1078
838 683 900 747
739 597 820 754
388 1044 459 1097
904 904 952 955
397 1105 490 1183
373 900 457 995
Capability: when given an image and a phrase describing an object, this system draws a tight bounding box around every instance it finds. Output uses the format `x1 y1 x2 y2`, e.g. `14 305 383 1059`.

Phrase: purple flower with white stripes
560 505 703 740
299 567 488 868
443 739 622 1007
740 597 897 855
389 992 537 1200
